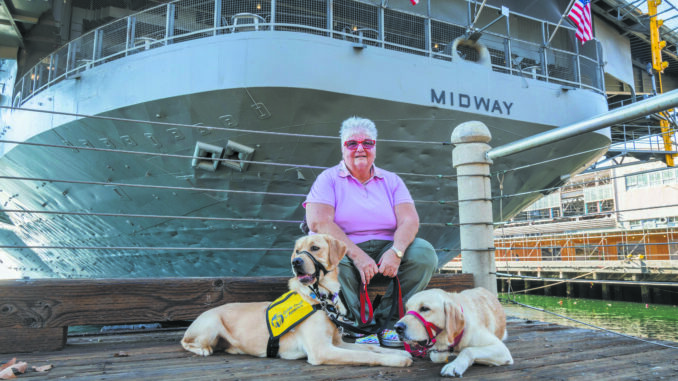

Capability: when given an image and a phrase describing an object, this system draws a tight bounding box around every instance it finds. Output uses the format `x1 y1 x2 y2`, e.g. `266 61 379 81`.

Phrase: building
495 160 678 263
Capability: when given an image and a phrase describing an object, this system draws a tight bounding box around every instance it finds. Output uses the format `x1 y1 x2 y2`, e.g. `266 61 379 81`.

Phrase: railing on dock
0 273 473 353
13 0 604 106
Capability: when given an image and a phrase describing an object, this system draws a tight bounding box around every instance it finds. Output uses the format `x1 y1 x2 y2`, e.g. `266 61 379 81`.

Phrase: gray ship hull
1 31 610 278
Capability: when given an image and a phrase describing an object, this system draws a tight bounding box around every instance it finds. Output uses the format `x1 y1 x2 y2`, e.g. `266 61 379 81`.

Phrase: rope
0 243 457 253
0 175 307 198
0 138 452 180
500 259 678 350
0 207 456 229
5 102 675 177
496 163 677 201
495 240 678 251
500 297 678 350
495 201 678 226
504 260 620 294
0 245 290 251
0 174 456 205
495 144 608 175
495 273 678 288
3 108 673 183
0 105 447 146
0 138 329 171
492 128 678 176
0 208 303 224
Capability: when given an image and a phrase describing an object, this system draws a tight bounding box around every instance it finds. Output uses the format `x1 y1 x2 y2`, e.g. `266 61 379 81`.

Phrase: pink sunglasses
343 139 376 150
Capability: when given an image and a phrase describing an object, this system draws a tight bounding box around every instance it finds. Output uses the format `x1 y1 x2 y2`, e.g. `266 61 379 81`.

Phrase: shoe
355 329 404 347
355 334 379 344
379 329 404 347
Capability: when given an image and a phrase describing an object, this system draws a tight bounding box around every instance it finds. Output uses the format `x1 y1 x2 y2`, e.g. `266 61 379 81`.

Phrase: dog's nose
292 257 304 268
394 322 405 335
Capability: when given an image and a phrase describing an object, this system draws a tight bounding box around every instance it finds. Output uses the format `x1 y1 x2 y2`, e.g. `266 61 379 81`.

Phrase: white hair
339 116 378 144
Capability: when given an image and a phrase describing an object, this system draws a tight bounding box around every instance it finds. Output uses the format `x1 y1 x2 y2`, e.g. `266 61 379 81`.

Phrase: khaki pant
338 238 438 330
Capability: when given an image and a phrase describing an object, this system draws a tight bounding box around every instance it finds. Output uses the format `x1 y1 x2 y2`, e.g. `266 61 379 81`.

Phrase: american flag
567 0 593 44
410 0 419 5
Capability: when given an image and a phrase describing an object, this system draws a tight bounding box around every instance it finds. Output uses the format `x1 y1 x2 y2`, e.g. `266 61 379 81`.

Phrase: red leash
359 282 373 324
359 276 404 324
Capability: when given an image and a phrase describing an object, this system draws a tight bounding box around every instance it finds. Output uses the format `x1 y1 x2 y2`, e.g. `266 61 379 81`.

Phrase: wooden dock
2 274 677 380
4 317 677 380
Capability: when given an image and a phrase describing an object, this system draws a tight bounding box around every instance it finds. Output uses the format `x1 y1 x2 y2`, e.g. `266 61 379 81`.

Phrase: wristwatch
391 247 404 259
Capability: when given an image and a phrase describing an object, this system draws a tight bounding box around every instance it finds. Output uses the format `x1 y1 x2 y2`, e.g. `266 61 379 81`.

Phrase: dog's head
290 234 347 286
394 289 465 347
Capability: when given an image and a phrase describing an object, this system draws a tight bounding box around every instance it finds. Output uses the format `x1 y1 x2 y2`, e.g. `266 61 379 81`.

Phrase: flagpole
545 0 577 48
471 0 489 28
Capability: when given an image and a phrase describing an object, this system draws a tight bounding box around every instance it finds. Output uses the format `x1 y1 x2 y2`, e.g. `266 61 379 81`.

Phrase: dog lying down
181 234 412 367
394 287 513 377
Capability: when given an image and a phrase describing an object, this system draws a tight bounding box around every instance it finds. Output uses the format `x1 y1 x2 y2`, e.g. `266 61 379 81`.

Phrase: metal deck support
487 88 678 160
452 121 497 294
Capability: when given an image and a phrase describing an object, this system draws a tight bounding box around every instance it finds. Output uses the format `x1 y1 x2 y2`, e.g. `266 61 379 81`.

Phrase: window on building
670 242 678 260
617 242 645 258
562 196 584 217
600 199 614 212
586 202 599 213
541 247 561 261
628 220 642 229
624 168 678 190
649 171 662 186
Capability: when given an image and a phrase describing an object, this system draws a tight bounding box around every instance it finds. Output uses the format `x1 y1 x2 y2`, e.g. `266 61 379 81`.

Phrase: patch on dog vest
267 290 318 339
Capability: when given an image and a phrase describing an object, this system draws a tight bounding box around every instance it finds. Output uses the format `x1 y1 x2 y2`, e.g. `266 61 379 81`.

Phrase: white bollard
451 121 497 295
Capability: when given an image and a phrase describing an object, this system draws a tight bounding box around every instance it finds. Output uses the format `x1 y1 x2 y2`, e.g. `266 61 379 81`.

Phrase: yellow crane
648 0 676 166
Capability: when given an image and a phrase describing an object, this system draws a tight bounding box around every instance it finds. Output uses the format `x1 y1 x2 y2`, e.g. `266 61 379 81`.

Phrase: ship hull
1 32 610 278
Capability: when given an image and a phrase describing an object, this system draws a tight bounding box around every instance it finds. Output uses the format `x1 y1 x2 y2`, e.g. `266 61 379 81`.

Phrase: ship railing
12 0 604 107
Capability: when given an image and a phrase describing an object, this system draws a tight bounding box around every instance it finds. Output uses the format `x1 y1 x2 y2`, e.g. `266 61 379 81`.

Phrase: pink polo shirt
303 161 414 244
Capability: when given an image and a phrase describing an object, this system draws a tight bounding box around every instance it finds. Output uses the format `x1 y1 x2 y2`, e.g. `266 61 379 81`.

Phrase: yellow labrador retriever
394 287 513 377
181 234 412 367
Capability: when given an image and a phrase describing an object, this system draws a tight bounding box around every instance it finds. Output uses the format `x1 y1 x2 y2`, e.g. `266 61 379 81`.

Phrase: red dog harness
403 306 464 358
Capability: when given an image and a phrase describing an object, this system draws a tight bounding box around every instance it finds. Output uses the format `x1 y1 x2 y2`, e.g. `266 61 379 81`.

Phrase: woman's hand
378 250 401 278
353 250 379 285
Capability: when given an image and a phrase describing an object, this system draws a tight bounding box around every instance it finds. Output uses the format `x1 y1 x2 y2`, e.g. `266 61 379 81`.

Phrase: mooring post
451 121 497 295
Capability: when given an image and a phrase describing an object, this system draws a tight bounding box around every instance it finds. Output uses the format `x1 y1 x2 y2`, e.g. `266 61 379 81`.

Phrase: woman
304 116 438 346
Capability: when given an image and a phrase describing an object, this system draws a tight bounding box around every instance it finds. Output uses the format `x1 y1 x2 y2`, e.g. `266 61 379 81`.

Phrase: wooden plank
0 327 66 352
0 274 472 329
0 274 472 354
6 320 678 380
0 277 289 329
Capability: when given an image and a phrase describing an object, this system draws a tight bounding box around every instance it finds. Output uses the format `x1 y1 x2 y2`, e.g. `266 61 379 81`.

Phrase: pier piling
451 121 497 294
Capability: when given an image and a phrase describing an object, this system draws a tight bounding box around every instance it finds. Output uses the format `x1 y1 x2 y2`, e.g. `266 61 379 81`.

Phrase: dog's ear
444 295 465 344
325 235 347 268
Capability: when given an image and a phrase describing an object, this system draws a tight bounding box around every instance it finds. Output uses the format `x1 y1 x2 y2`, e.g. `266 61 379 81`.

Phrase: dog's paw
183 344 213 357
440 360 468 377
400 357 414 367
430 351 449 363
384 354 413 367
399 350 413 360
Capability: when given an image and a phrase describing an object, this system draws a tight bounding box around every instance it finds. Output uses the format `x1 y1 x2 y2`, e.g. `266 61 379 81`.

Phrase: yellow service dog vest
266 290 319 357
